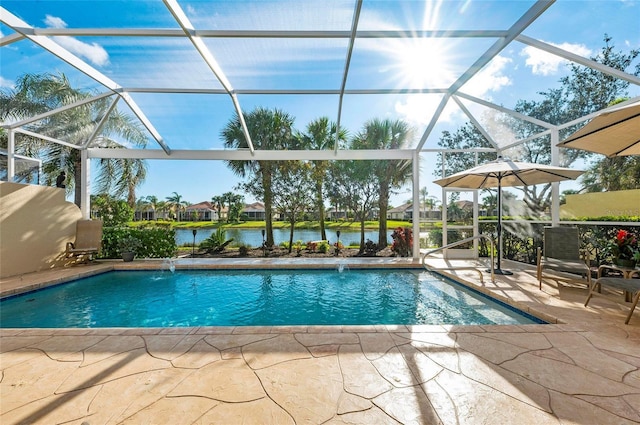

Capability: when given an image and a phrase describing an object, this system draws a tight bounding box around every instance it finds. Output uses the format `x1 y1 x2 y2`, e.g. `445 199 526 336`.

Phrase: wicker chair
536 226 591 290
66 219 103 263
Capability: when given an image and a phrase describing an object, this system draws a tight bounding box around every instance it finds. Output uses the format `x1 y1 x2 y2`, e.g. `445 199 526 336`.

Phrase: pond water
176 228 392 247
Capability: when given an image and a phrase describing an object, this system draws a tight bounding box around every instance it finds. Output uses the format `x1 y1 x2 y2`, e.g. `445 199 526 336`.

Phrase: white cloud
43 15 110 67
463 55 513 97
44 15 67 29
0 76 15 89
53 36 110 66
521 42 591 76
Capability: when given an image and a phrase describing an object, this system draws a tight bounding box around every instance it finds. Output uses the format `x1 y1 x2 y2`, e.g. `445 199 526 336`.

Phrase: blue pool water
0 269 544 327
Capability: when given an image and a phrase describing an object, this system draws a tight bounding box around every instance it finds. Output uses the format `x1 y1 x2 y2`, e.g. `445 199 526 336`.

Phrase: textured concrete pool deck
1 257 639 424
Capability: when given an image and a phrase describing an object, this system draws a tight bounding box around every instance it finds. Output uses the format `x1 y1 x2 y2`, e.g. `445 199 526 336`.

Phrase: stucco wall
0 182 82 278
560 189 640 218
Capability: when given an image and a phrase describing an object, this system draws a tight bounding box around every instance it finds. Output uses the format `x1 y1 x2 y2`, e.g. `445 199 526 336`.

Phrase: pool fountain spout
337 260 350 274
162 258 176 273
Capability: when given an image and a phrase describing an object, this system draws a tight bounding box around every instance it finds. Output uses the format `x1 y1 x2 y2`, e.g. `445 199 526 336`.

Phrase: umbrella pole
490 176 513 275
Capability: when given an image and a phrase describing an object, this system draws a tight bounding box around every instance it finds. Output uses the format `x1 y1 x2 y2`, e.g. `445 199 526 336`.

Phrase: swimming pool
0 269 544 327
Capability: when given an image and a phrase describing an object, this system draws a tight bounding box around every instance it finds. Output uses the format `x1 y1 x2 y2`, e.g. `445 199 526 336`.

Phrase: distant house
388 203 441 220
326 207 347 220
180 201 216 221
243 202 266 220
388 203 413 220
134 207 155 221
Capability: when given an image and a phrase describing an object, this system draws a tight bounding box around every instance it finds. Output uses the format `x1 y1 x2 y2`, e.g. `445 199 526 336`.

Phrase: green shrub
318 241 330 253
238 245 249 257
118 235 141 254
101 226 176 259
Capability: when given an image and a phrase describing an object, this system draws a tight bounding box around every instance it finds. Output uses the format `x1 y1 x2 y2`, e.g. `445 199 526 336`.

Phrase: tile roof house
243 202 267 220
388 203 442 220
180 201 217 221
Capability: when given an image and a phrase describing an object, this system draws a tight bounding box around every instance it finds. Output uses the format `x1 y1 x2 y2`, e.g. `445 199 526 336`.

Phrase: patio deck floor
1 257 639 424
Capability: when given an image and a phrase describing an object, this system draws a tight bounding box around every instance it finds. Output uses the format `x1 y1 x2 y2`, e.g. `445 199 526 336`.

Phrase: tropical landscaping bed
187 246 396 259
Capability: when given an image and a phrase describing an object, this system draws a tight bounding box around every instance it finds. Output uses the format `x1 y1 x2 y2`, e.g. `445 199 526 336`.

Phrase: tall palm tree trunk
316 181 327 240
359 212 366 254
262 167 275 247
73 152 82 208
378 184 390 249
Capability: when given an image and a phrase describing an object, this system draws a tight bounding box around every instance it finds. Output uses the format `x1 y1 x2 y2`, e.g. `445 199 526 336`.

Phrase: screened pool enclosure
1 0 639 258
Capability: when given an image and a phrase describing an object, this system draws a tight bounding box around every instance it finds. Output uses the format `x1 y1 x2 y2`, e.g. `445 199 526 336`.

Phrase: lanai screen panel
203 38 349 91
183 0 356 31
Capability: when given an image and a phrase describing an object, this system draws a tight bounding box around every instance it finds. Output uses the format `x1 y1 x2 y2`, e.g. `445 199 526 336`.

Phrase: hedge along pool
0 269 545 328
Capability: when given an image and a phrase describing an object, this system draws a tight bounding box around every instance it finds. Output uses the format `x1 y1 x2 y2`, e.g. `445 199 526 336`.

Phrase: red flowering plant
333 241 344 255
391 227 413 257
609 229 639 265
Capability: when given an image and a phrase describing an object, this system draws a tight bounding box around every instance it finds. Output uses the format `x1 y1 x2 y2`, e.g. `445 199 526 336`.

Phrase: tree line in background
223 110 413 251
1 35 639 254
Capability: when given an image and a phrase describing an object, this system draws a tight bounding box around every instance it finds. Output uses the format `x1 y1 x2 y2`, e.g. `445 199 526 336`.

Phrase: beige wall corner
0 182 82 279
560 189 640 219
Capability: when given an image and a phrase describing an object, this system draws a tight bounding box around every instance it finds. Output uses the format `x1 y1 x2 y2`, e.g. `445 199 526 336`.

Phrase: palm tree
155 200 170 220
1 72 149 207
297 117 347 240
222 107 295 247
211 195 226 222
222 191 244 222
143 195 159 220
352 118 413 249
166 191 186 221
95 152 147 208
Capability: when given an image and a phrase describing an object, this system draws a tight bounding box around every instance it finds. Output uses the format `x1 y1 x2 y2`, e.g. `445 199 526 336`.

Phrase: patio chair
66 219 103 263
536 226 591 290
584 271 640 325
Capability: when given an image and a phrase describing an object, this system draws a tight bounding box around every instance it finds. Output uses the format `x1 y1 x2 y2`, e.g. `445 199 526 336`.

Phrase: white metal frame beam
452 96 500 150
0 6 171 154
87 148 416 161
415 0 555 151
455 92 555 128
82 96 120 149
449 0 554 95
335 0 362 154
0 31 24 46
15 129 82 150
28 28 511 39
3 92 114 129
416 94 451 151
162 0 255 154
122 88 451 95
517 35 640 86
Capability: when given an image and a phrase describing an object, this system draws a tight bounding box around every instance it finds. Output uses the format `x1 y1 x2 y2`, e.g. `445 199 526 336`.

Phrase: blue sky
2 0 639 207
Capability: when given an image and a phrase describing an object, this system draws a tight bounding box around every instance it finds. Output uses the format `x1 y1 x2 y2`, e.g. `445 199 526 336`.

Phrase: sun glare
396 38 454 88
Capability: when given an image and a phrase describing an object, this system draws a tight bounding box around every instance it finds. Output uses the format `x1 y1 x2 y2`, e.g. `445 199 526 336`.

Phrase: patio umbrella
557 102 640 157
433 157 584 275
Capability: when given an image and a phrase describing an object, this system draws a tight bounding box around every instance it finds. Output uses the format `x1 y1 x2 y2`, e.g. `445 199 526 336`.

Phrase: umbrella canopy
433 157 584 189
557 103 640 157
433 157 584 275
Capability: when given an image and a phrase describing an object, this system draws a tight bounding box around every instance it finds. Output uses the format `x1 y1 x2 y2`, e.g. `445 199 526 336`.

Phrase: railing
421 235 495 283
